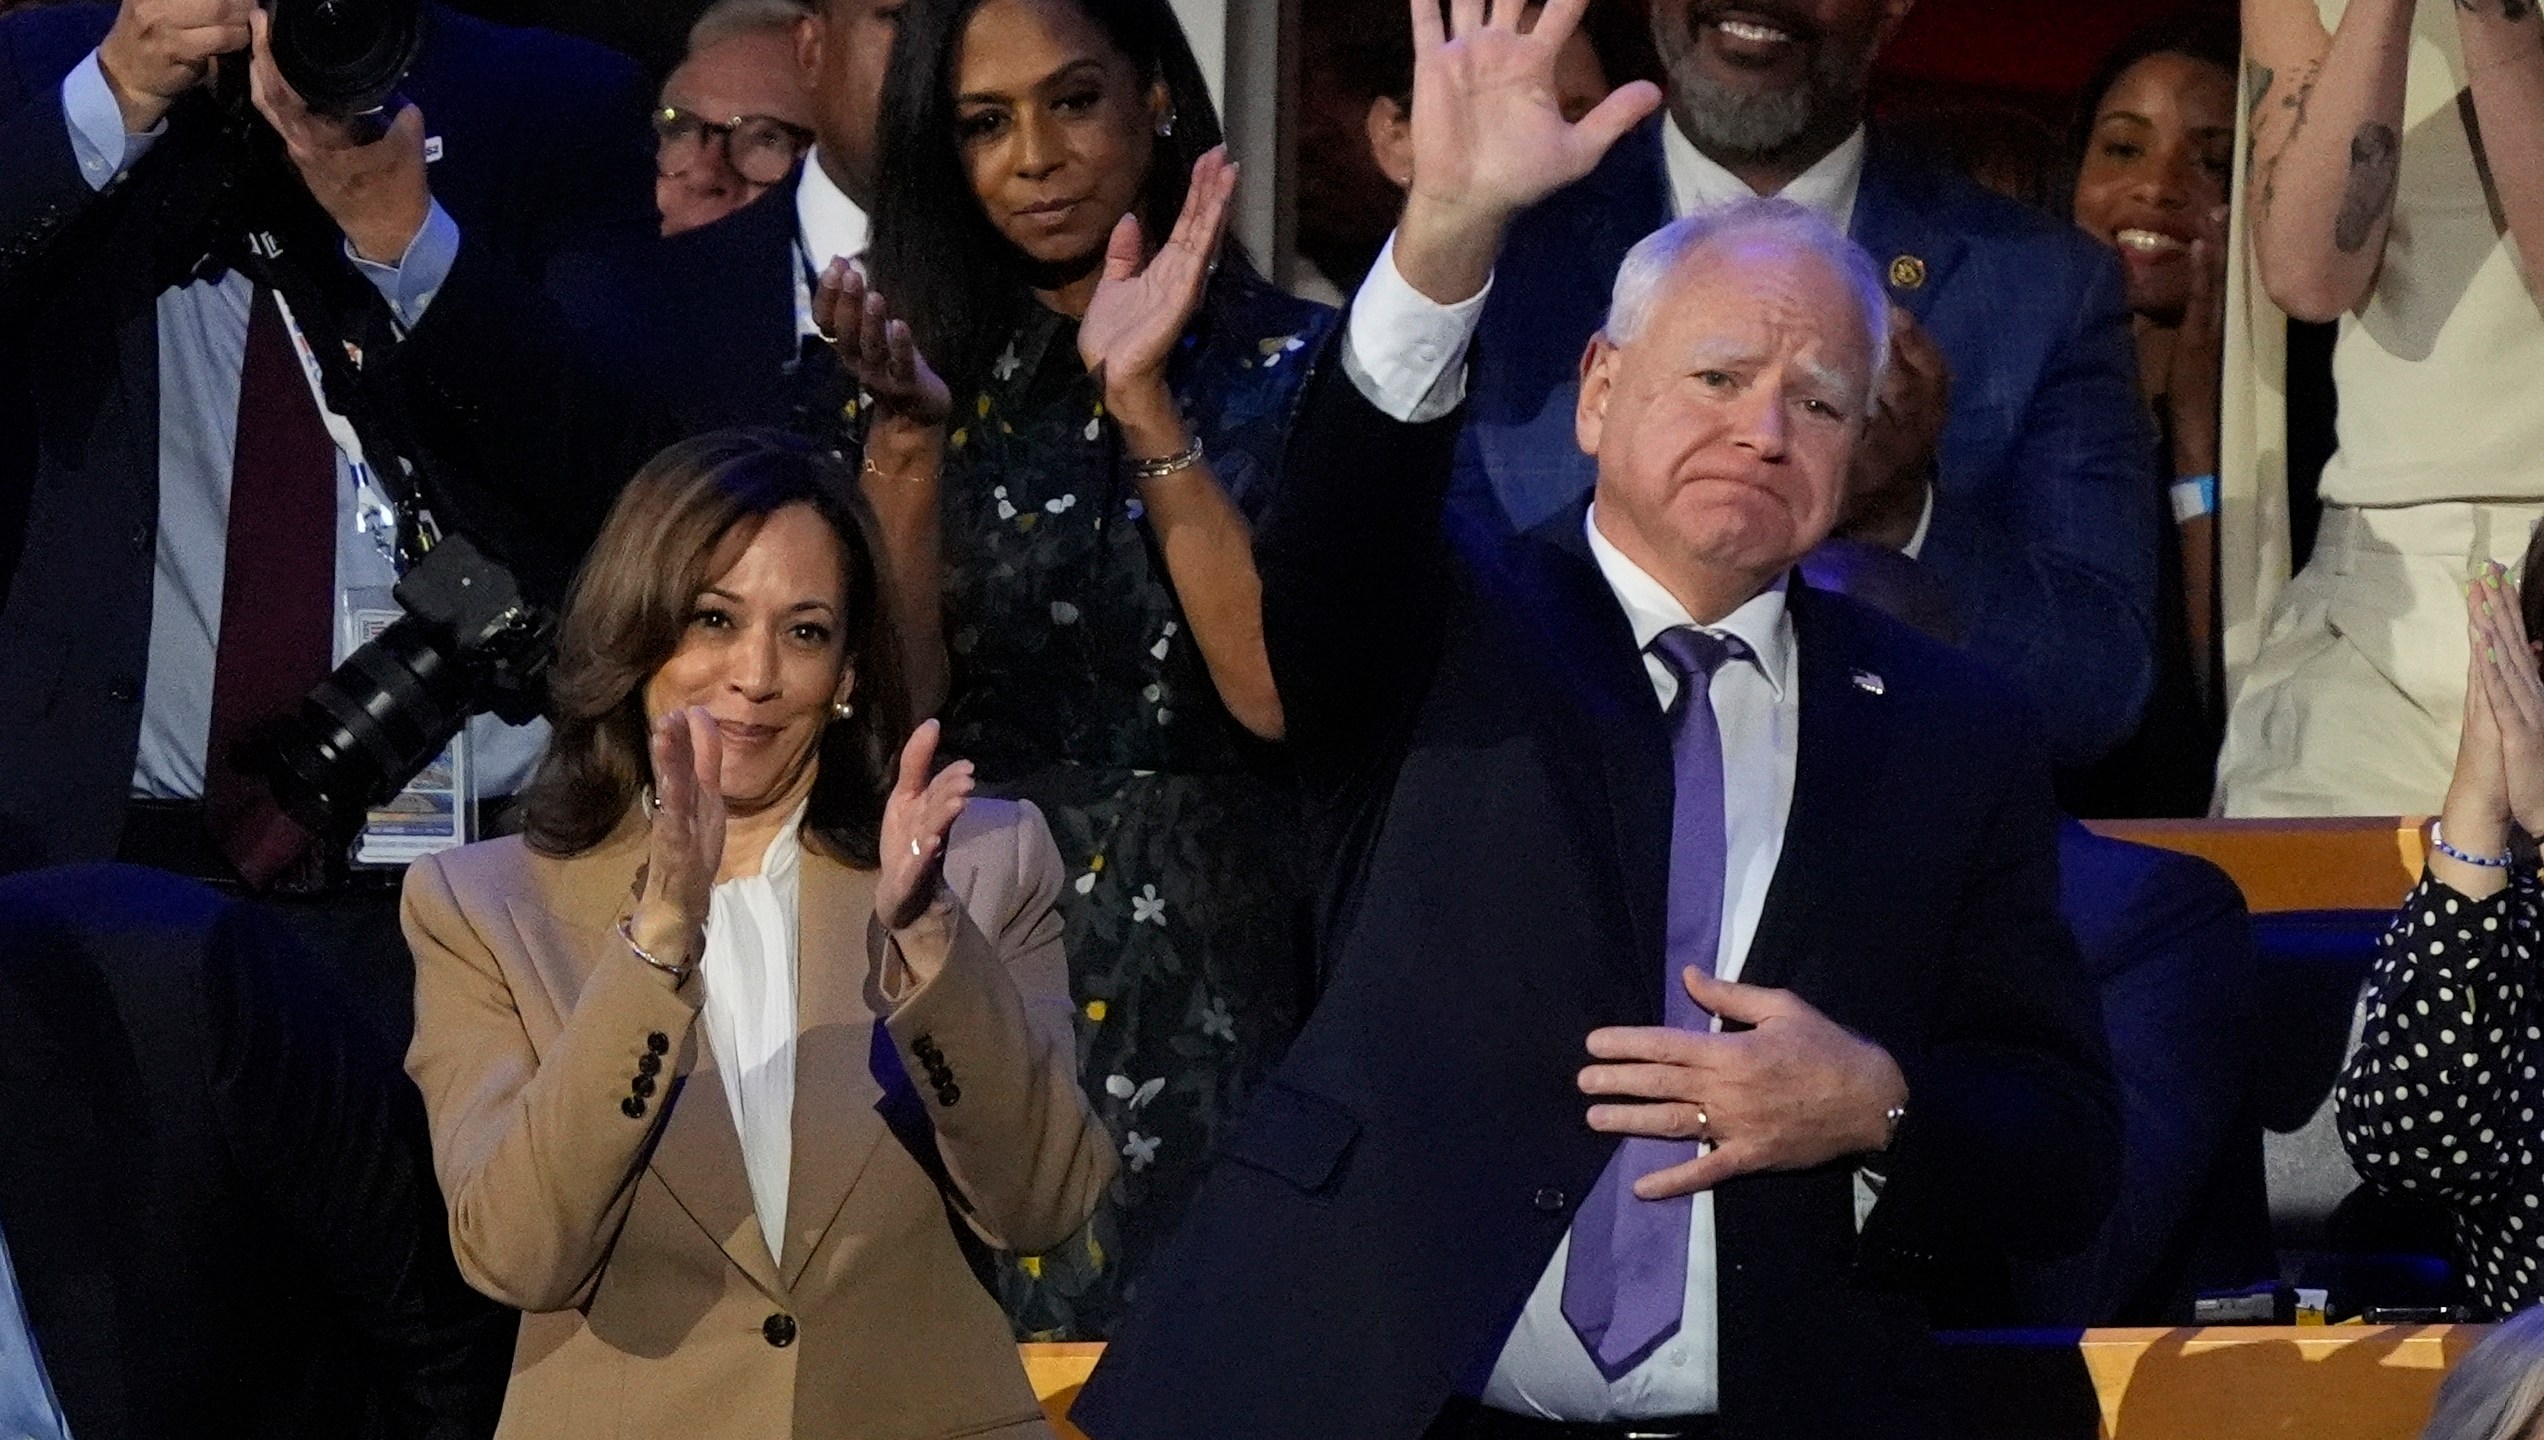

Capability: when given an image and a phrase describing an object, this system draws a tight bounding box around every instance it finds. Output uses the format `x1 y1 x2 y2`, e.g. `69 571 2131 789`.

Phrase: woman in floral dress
824 0 1338 1338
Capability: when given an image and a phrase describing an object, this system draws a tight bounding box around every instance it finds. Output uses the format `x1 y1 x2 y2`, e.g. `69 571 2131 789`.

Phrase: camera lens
267 0 424 117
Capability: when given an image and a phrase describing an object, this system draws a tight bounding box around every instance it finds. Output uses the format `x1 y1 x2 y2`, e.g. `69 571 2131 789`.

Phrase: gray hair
2422 1306 2544 1440
1602 197 1893 408
687 0 811 54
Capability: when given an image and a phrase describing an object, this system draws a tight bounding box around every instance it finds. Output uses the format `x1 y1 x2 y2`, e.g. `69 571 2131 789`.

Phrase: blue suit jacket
0 3 653 871
1458 121 2160 767
1071 352 2119 1440
1984 825 2269 1325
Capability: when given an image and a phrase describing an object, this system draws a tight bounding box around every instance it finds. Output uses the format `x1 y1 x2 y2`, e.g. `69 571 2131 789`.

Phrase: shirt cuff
1341 231 1492 425
62 49 163 191
1901 484 1937 560
349 200 461 329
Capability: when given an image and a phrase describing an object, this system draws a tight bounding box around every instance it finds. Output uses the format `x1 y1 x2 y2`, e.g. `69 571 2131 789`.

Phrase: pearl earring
831 700 855 721
1157 112 1176 139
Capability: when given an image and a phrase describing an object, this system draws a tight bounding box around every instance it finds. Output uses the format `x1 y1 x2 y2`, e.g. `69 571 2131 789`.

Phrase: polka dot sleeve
2336 869 2543 1214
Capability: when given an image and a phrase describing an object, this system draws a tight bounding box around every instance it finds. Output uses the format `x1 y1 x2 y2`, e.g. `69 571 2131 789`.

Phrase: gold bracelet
1130 436 1206 481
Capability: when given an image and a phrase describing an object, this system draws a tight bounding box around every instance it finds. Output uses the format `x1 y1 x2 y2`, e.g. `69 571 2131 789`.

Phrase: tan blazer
402 798 1113 1440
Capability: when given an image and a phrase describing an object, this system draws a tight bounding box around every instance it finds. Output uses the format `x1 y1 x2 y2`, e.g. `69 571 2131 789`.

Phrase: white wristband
2171 474 2219 523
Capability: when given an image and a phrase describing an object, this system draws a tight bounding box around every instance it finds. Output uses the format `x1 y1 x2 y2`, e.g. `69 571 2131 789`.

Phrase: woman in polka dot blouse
2337 547 2544 1317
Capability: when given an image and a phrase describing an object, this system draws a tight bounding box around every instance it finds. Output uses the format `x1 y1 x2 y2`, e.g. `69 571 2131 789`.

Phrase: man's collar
795 149 871 272
1584 504 1794 700
1662 118 1869 231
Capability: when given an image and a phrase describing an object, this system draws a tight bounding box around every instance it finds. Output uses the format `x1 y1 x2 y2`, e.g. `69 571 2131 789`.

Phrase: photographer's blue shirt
62 51 544 810
0 1217 70 1440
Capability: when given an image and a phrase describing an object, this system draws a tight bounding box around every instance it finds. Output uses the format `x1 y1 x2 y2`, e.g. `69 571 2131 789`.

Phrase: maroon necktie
202 287 338 888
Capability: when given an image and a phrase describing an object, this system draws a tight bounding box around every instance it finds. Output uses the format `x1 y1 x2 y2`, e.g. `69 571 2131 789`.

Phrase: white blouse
698 809 806 1263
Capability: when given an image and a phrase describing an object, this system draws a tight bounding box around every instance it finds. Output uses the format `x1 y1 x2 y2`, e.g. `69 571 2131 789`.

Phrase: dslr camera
261 0 424 118
251 533 556 850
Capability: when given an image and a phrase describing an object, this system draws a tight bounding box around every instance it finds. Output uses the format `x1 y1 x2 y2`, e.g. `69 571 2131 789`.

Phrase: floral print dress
933 272 1337 1339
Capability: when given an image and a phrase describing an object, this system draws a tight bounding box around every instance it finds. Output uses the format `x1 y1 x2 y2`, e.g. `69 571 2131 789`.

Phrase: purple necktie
1562 625 1749 1381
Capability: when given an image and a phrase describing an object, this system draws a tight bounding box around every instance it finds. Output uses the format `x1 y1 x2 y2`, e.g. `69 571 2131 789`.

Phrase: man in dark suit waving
1071 4 2117 1437
1453 0 2159 770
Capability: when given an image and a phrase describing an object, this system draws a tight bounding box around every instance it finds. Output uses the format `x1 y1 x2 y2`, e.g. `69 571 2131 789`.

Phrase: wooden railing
1026 1326 2484 1439
2086 817 2428 914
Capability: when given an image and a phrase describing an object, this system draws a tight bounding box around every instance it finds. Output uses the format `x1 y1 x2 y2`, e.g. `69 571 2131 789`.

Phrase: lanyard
268 289 409 569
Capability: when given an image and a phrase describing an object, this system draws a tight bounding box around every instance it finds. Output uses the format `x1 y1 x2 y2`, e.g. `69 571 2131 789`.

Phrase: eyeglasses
653 106 815 186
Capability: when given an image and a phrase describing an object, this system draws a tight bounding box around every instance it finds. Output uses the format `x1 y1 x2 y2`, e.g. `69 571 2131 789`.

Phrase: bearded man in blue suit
1456 0 2159 769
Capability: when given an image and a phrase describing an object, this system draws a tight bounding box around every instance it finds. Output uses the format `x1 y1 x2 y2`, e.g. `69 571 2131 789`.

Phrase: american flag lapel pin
1851 669 1886 696
424 136 445 164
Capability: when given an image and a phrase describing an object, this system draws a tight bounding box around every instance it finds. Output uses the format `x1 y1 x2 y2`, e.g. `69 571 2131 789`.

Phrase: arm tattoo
2335 122 2403 253
2257 62 2321 219
2245 60 2276 173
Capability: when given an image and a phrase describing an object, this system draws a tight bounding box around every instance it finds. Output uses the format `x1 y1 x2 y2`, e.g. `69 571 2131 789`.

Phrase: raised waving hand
1395 0 1662 303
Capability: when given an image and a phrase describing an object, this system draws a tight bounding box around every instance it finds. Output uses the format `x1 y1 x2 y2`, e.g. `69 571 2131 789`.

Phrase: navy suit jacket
1989 824 2270 1325
1458 120 2159 768
1071 353 2120 1440
0 2 653 871
0 865 512 1439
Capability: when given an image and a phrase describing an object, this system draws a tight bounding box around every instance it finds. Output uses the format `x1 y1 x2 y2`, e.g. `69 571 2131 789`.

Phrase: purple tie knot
1649 627 1750 715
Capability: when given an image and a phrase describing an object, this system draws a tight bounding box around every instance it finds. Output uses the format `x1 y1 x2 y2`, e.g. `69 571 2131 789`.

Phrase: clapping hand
631 707 727 970
1839 307 1951 551
245 9 431 265
875 720 976 935
1394 0 1661 302
813 261 953 430
1579 969 1908 1199
1077 145 1239 446
2453 564 2544 844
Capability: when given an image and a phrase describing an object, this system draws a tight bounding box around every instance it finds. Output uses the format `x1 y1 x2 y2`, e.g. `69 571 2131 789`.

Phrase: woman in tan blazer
402 430 1114 1439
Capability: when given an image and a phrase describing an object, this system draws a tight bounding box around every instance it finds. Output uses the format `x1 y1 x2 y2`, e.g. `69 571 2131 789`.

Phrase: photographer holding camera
0 0 655 1042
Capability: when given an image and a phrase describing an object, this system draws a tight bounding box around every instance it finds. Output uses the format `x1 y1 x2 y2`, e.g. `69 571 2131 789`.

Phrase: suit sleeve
1254 336 1466 795
1919 244 2161 767
205 900 513 1440
2337 871 2544 1210
1859 715 2124 1270
0 35 118 304
402 852 706 1313
873 802 1116 1255
2015 847 2260 1323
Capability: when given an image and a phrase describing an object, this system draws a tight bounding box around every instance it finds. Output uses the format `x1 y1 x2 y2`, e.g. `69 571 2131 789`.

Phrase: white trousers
2215 501 2544 818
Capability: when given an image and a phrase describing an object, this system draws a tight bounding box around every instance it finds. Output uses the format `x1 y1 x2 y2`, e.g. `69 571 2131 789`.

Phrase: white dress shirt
1662 118 1866 231
1477 524 1798 1420
698 809 808 1262
793 152 871 340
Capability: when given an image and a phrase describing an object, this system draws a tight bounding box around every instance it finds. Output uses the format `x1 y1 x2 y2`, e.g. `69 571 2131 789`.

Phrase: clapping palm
1078 145 1239 396
2466 564 2544 836
1408 0 1662 229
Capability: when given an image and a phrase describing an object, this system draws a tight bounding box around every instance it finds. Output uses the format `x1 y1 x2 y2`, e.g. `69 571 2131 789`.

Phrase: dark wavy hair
868 0 1234 393
518 430 909 867
2069 11 2242 165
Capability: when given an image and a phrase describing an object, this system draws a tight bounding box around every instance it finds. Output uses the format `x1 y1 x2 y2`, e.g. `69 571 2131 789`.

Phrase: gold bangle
1130 436 1206 481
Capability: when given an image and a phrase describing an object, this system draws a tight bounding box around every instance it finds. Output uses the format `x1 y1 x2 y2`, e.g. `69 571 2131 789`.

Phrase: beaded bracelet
2431 820 2515 870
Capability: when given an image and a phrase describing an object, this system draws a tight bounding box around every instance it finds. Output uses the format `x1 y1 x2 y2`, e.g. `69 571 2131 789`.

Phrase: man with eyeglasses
654 0 818 236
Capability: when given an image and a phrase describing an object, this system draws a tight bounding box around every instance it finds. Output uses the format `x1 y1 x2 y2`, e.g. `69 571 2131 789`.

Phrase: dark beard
1659 2 1878 162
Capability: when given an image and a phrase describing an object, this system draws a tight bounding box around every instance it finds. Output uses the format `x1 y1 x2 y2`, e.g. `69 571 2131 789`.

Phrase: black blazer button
621 1095 647 1119
937 1084 961 1107
763 1312 797 1348
646 1032 670 1055
637 1052 661 1076
1533 1188 1567 1214
631 1073 655 1098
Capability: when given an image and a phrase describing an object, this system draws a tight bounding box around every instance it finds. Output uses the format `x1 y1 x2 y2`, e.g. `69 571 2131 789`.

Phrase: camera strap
269 289 411 570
